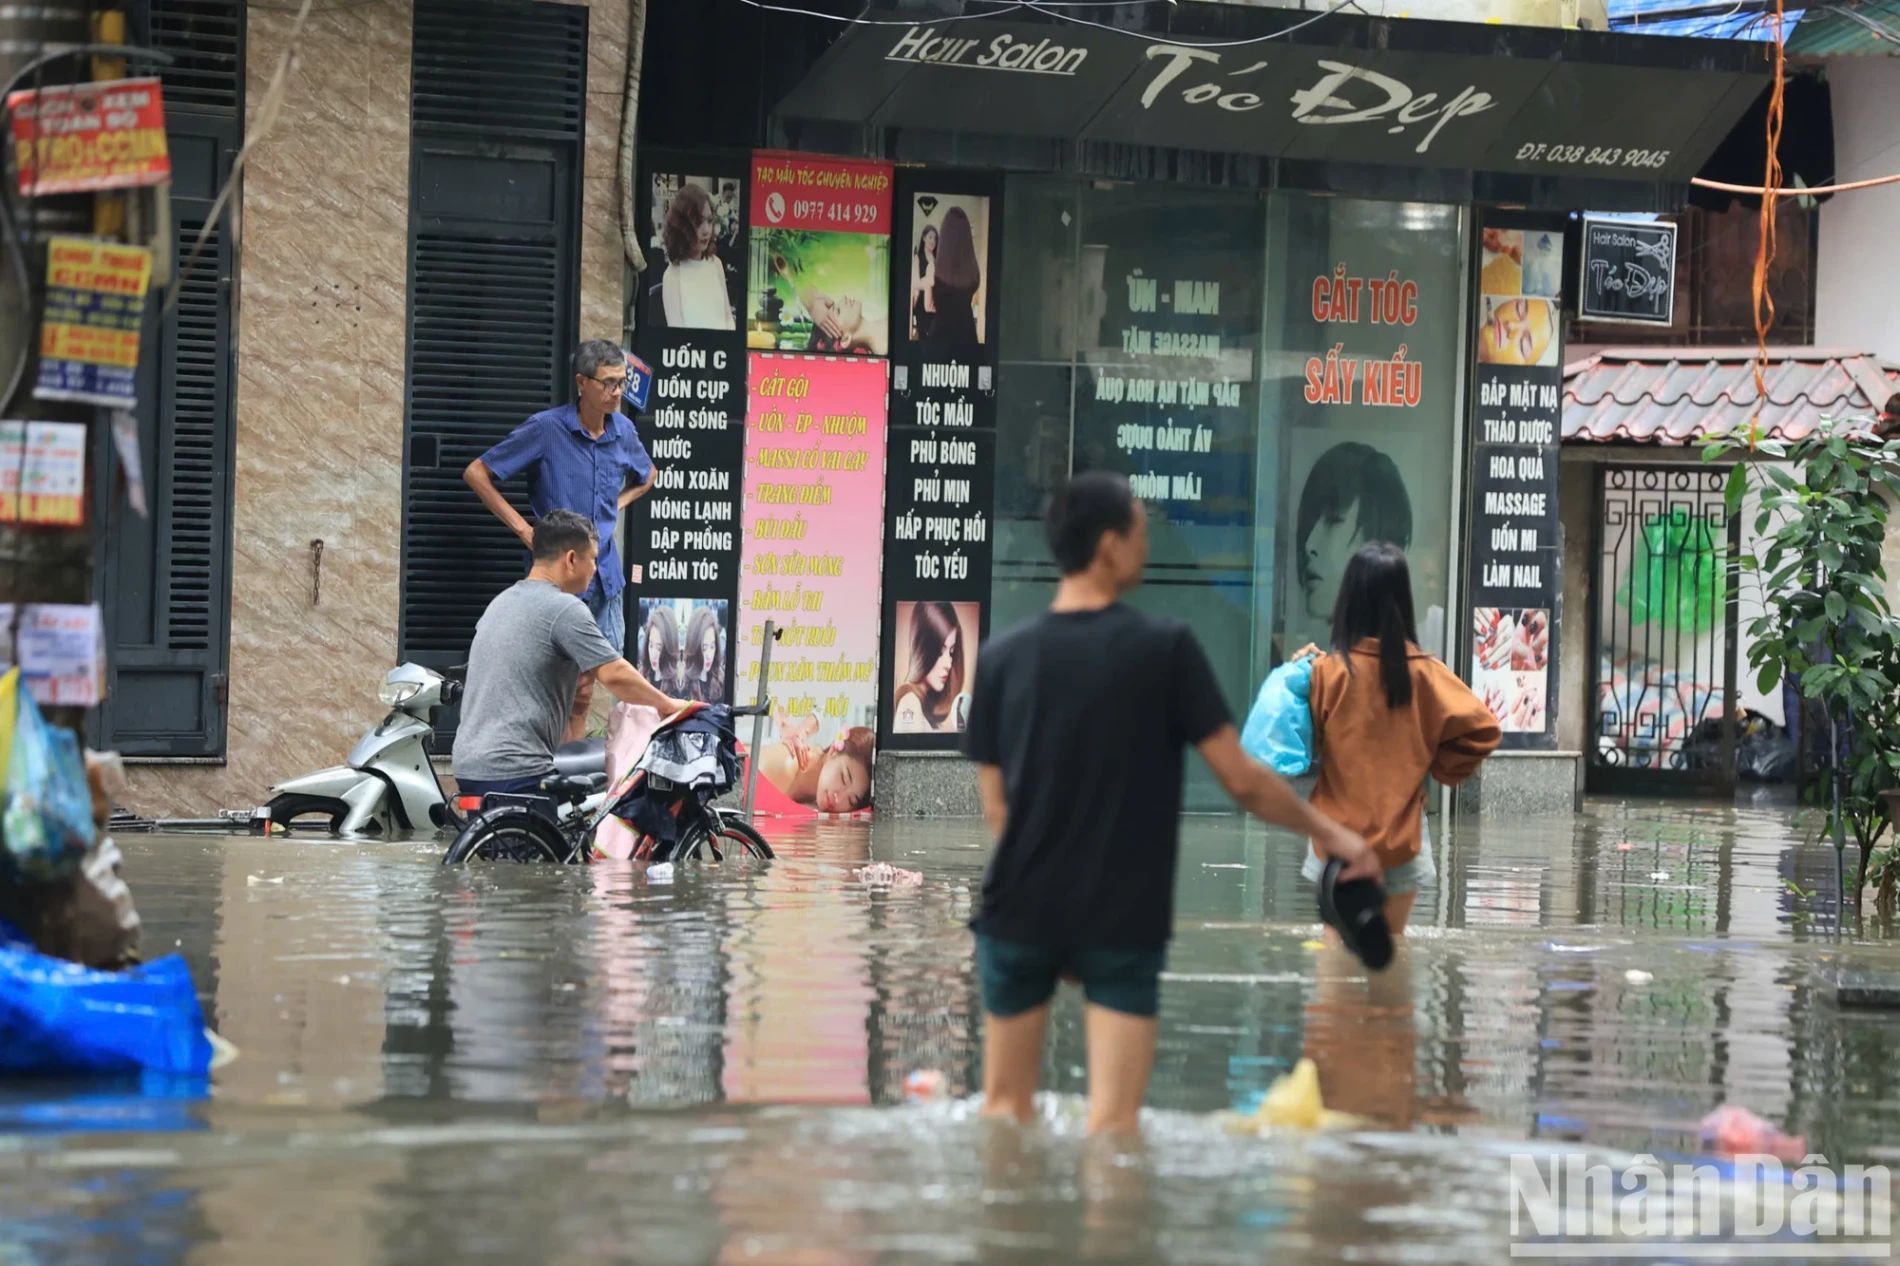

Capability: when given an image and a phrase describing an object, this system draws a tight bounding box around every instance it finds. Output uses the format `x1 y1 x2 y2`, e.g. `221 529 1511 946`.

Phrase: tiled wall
127 0 629 818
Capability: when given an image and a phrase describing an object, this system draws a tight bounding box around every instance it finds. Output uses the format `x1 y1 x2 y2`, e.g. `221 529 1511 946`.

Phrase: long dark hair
934 207 981 290
642 605 682 692
684 605 725 703
914 223 938 277
905 600 965 723
1331 542 1418 709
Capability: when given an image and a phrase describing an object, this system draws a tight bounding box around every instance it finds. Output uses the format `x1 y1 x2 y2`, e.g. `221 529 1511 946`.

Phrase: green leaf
1827 592 1849 621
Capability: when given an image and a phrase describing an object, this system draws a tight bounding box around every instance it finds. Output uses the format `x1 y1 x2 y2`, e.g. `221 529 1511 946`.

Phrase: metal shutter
398 0 586 672
146 0 243 115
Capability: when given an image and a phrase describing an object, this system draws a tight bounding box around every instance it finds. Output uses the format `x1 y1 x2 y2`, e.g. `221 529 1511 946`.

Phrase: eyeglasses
590 376 629 393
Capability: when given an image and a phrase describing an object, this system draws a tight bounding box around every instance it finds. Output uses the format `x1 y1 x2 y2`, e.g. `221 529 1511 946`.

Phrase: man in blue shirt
464 339 658 741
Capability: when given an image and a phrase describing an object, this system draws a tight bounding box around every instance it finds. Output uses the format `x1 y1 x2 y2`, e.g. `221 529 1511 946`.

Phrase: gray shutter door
92 0 241 757
398 0 586 676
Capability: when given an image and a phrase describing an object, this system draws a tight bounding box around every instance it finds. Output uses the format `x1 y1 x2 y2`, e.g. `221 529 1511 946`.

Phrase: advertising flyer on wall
746 152 893 357
34 237 151 409
1468 217 1564 742
736 353 889 816
882 169 999 749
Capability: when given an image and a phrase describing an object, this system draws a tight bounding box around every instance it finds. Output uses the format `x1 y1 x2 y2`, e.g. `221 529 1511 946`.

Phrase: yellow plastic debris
1300 939 1326 951
1221 1058 1363 1133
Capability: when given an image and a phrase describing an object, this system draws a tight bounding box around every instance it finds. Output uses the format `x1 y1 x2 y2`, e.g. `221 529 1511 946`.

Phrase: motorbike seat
551 737 607 777
543 771 608 804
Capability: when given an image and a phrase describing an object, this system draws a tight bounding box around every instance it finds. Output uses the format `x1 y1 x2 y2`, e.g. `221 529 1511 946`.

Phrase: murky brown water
1 797 1898 1264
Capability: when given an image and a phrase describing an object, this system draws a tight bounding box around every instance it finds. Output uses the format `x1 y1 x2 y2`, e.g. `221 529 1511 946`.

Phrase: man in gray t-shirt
452 510 685 792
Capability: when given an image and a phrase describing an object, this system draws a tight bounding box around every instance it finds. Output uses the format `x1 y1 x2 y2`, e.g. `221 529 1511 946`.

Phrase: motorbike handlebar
730 703 770 717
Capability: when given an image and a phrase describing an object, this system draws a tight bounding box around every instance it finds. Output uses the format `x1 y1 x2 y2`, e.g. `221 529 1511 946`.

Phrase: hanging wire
1747 0 1785 448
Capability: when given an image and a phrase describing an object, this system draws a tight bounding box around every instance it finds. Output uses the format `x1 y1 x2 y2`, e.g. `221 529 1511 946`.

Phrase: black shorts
975 933 1166 1019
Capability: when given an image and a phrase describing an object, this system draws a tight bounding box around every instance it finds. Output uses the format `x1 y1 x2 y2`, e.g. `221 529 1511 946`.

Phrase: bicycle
441 701 776 866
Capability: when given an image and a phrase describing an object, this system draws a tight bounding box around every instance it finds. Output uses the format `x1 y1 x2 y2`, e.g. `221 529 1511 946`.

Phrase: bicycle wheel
442 806 568 865
677 813 774 861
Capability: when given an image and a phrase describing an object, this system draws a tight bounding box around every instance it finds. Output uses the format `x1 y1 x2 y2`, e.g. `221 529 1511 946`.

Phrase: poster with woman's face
907 193 990 346
1284 430 1447 654
747 230 890 357
1478 227 1561 366
890 601 979 735
637 597 730 704
646 173 743 332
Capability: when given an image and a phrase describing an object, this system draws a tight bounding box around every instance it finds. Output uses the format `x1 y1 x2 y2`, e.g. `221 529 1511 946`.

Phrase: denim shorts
585 586 626 657
1301 817 1439 896
975 933 1166 1019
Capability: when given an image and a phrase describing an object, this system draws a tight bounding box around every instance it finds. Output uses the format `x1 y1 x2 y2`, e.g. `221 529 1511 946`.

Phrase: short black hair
532 508 598 562
572 339 625 382
1045 471 1136 575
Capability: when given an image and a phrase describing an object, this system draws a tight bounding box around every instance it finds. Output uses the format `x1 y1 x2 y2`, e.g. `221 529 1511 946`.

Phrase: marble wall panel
127 0 635 818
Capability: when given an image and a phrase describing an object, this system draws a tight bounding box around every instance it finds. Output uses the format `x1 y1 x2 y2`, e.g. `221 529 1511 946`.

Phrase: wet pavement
4 795 1900 1264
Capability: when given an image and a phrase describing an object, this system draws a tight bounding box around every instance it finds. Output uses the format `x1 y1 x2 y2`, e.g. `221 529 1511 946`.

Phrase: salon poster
880 169 999 749
1273 199 1463 663
1467 216 1564 742
1073 197 1259 529
746 151 893 357
736 353 888 816
626 150 751 701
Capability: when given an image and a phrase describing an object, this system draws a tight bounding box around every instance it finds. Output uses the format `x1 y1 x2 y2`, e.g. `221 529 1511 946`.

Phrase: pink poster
737 352 888 817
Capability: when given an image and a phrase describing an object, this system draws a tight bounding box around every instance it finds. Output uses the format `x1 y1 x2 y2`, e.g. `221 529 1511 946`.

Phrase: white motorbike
256 663 608 837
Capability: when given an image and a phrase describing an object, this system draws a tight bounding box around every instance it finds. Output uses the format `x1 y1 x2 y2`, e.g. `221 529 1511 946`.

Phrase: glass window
1262 197 1466 676
990 179 1467 810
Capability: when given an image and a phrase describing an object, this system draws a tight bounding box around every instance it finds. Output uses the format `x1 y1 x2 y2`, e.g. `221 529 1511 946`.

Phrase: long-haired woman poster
906 194 988 344
891 601 976 734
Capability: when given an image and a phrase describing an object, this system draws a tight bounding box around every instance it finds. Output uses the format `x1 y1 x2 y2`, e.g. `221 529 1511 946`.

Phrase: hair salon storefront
629 3 1763 817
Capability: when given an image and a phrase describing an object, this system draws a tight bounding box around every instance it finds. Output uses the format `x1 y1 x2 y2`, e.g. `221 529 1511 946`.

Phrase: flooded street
4 797 1899 1264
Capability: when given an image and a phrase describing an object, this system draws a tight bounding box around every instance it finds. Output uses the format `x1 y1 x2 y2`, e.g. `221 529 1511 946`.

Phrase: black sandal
1318 858 1394 971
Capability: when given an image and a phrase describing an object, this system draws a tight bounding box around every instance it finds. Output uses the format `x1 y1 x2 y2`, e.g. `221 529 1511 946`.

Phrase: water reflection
12 800 1900 1262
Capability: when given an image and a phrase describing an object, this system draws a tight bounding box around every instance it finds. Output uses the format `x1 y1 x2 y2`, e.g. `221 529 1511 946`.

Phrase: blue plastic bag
1240 656 1316 776
0 920 212 1076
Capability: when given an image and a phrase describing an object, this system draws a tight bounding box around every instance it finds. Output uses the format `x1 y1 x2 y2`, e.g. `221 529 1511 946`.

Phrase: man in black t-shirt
963 471 1379 1136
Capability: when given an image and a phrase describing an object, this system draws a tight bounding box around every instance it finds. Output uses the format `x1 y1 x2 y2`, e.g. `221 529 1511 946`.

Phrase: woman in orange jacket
1301 542 1501 934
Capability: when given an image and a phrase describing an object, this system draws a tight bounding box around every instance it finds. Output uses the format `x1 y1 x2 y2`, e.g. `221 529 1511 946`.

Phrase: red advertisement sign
8 77 170 195
749 151 893 235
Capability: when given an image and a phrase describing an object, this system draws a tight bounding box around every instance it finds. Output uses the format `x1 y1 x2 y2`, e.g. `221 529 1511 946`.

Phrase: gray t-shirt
451 579 620 780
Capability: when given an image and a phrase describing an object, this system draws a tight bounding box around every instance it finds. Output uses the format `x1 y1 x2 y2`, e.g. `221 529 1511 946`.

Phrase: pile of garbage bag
0 667 218 1076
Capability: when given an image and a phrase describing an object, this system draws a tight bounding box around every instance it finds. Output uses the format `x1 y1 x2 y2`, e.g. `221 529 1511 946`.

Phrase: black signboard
1578 216 1678 326
776 10 1767 185
879 168 1001 751
626 149 750 706
1466 213 1564 750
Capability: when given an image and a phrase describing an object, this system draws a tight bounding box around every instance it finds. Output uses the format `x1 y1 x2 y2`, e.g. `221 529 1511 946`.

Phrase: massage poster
737 353 889 816
1466 213 1564 743
746 152 893 357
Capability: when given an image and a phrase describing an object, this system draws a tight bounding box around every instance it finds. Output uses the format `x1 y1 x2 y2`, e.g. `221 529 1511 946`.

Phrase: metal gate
1588 464 1740 794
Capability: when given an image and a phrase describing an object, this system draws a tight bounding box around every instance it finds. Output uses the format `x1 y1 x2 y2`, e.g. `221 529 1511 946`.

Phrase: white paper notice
0 603 105 706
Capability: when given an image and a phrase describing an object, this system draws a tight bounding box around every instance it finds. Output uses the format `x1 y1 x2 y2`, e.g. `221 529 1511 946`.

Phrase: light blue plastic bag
1240 656 1316 776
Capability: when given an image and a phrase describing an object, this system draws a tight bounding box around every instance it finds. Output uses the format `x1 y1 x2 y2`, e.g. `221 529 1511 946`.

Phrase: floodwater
3 796 1900 1264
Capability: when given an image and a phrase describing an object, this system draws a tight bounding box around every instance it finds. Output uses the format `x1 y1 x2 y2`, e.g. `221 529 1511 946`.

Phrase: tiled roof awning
1562 347 1898 445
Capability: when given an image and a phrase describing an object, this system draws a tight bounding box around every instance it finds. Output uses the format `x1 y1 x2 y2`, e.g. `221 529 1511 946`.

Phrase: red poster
8 78 170 195
749 150 893 235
